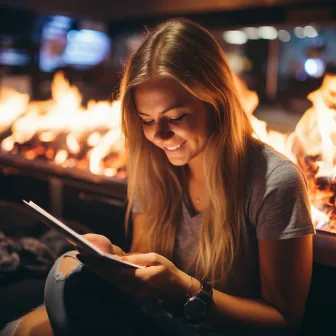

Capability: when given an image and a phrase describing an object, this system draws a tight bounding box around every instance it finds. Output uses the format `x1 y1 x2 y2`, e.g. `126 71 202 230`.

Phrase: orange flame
0 72 125 177
235 74 336 232
0 71 335 232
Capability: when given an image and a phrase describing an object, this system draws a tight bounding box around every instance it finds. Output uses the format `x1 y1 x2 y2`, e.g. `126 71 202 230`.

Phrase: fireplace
1 1 336 246
0 73 129 249
1 3 336 333
1 70 336 239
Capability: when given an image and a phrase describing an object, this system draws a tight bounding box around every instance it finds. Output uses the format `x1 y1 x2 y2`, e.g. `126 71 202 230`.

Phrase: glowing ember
87 132 102 147
1 136 15 152
66 134 81 154
0 88 29 133
40 131 57 142
54 149 68 165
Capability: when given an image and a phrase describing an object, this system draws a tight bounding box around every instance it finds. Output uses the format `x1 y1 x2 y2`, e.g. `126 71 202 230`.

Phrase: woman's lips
164 141 187 153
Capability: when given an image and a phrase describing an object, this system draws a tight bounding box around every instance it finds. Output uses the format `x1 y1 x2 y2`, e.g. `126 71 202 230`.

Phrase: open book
23 200 143 269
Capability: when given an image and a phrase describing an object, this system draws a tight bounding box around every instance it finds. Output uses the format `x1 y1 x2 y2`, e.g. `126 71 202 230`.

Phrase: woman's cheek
143 127 154 142
173 124 191 138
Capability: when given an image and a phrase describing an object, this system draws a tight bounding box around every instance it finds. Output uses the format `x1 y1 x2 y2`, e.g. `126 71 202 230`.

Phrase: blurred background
0 0 336 331
1 0 335 130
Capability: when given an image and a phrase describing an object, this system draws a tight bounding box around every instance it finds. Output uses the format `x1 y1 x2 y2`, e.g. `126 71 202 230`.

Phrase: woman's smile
163 140 187 153
134 78 213 167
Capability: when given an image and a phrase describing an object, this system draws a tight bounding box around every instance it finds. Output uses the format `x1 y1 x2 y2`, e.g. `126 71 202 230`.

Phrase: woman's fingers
76 255 145 295
77 253 173 299
124 253 163 267
81 234 114 253
77 255 121 273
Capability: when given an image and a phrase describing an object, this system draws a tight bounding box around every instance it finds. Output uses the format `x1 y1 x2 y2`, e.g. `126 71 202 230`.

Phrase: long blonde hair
119 18 253 284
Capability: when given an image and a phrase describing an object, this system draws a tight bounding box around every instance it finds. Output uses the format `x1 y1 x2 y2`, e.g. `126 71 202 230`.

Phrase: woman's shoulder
245 140 310 212
245 140 314 239
246 140 304 185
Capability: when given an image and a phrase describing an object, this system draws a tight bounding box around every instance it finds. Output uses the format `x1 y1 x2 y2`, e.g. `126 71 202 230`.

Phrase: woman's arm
177 235 313 333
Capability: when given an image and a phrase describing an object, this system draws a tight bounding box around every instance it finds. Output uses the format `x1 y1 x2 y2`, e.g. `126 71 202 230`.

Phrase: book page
23 200 143 269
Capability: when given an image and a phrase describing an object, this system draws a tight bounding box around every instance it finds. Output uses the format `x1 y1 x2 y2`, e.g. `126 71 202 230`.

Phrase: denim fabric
44 252 199 336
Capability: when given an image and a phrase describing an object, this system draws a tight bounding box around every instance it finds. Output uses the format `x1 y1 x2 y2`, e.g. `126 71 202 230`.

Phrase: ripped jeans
44 251 199 336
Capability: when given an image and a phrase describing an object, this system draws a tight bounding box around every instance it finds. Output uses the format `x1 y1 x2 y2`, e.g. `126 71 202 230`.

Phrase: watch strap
197 282 213 305
184 281 213 323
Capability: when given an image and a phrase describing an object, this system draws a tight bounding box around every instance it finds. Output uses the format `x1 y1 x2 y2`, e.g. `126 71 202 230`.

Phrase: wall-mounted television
39 15 111 72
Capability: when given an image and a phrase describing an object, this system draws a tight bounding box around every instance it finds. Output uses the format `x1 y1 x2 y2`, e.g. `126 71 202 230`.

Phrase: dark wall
3 0 334 22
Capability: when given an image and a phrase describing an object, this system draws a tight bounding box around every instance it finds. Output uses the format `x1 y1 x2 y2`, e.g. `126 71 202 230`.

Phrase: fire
0 71 335 232
0 72 126 179
0 88 29 134
235 74 336 233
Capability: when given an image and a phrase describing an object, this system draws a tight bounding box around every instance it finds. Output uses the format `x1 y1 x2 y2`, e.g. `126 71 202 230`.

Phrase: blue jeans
44 252 199 336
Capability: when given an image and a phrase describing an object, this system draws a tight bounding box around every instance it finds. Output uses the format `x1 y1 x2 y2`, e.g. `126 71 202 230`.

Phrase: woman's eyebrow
138 103 185 116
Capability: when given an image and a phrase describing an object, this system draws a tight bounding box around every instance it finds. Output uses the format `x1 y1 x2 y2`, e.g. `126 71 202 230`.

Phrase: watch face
184 296 207 321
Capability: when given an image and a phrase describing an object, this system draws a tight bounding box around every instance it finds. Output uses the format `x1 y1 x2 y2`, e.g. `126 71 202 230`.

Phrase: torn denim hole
54 252 83 281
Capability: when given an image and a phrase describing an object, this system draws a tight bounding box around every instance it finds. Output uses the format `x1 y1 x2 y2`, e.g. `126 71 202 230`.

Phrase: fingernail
121 256 128 261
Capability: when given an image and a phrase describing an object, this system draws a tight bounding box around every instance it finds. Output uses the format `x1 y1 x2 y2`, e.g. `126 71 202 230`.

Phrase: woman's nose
153 119 174 143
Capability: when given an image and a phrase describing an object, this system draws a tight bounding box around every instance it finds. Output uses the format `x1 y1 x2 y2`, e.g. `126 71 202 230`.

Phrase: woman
1 18 314 336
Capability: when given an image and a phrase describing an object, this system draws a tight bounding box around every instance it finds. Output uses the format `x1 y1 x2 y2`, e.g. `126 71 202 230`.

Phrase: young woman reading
2 18 314 336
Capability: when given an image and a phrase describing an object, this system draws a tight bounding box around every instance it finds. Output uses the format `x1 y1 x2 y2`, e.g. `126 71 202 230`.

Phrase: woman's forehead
133 78 193 114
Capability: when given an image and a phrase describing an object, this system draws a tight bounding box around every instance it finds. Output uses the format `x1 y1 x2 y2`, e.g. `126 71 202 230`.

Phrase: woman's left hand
123 253 188 300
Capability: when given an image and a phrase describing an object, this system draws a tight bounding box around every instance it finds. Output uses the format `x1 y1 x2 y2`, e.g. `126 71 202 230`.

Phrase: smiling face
133 78 215 167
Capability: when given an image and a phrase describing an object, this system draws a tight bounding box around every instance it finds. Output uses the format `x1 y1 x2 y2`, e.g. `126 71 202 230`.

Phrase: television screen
39 15 111 72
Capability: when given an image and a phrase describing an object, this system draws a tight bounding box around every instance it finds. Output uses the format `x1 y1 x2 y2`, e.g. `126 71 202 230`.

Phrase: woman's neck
187 152 205 182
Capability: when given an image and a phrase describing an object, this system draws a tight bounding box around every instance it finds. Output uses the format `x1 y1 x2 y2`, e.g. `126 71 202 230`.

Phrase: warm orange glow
235 74 336 233
0 72 126 178
0 72 335 232
0 88 29 134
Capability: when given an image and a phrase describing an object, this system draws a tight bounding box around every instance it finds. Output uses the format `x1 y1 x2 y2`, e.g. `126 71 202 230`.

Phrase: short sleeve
252 161 316 240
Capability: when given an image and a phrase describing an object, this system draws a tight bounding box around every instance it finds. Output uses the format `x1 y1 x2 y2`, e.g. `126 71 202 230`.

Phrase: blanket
0 229 74 284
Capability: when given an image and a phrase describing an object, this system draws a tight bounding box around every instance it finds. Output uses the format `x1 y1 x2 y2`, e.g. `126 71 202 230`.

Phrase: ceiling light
278 30 291 42
258 26 278 40
223 30 248 45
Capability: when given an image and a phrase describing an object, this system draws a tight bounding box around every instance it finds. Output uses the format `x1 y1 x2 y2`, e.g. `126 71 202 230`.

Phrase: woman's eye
169 114 187 123
142 119 154 126
141 114 187 126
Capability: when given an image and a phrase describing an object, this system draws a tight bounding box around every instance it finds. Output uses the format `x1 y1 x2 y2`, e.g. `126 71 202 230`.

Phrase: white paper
23 200 144 269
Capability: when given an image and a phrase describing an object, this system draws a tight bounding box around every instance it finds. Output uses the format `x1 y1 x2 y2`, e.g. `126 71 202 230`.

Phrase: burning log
296 154 321 180
303 154 321 178
315 175 336 193
316 203 336 231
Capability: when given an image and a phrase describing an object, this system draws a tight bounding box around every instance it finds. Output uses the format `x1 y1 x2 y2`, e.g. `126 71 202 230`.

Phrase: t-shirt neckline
183 192 203 219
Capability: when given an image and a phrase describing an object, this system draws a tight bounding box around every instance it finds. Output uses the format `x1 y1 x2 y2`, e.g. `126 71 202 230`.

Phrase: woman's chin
166 155 189 166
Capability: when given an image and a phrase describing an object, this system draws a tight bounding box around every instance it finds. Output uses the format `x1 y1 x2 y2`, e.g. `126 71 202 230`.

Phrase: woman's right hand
80 233 126 256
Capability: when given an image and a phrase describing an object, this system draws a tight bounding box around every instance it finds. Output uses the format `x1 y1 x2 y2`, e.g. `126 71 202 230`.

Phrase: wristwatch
184 282 213 323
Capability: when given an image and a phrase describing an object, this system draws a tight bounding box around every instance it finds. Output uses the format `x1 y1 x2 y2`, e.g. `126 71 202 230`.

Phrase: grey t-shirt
132 142 315 299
